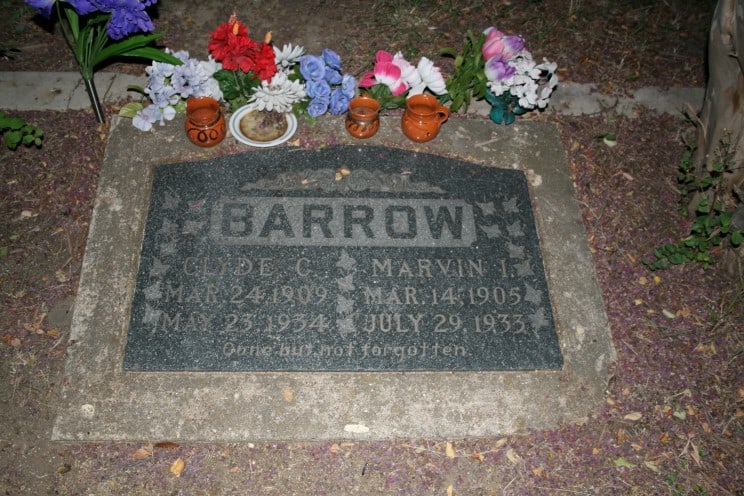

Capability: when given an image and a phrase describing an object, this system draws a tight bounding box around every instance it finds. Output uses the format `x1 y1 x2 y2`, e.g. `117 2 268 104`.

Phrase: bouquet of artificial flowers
442 26 558 124
124 50 223 131
208 14 306 113
25 0 181 122
358 50 447 111
481 27 558 124
298 49 356 118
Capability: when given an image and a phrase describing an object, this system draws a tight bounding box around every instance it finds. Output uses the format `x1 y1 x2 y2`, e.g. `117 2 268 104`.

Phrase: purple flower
299 55 326 82
484 57 516 82
306 79 330 99
321 48 342 71
106 2 155 39
25 0 54 17
307 96 329 118
329 89 350 115
68 0 98 15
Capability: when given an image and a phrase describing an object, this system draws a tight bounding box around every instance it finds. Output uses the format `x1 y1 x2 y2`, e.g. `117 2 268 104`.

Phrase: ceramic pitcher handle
437 106 450 123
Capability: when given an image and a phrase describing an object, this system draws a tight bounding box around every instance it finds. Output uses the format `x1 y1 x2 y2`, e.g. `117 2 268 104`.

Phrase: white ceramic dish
228 104 298 147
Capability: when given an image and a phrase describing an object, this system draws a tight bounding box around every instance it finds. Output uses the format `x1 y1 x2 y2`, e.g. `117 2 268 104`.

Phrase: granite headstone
123 146 563 371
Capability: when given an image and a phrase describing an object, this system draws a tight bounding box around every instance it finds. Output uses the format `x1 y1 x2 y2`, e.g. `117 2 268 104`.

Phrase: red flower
208 14 277 82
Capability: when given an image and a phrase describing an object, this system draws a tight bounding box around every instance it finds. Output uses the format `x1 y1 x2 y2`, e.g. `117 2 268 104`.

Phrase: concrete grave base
52 114 615 441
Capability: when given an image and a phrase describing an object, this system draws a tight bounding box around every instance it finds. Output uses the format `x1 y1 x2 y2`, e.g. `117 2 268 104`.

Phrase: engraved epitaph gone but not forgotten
123 146 563 371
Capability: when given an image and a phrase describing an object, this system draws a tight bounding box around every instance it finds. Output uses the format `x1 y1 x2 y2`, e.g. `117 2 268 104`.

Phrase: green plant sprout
0 110 43 150
644 139 743 270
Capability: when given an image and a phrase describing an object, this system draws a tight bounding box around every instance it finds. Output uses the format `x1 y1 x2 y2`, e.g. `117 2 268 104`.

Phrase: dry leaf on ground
170 458 185 477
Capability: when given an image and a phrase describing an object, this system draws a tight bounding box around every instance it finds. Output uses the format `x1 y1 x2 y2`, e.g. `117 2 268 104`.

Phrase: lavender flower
299 55 326 82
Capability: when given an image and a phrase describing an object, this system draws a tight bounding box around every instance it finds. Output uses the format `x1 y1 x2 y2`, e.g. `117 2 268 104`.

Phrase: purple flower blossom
299 55 326 82
106 1 155 40
67 0 98 15
484 57 516 81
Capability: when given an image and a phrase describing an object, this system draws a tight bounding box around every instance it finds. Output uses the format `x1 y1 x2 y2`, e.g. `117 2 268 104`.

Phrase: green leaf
4 130 21 150
93 33 170 66
118 102 144 118
731 230 743 246
613 457 636 469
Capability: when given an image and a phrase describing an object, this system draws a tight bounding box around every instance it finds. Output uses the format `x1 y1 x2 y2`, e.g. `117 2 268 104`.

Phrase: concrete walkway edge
1 71 704 119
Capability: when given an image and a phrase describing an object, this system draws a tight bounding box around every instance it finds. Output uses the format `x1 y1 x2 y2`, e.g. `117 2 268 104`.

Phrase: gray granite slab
52 114 615 441
124 147 562 371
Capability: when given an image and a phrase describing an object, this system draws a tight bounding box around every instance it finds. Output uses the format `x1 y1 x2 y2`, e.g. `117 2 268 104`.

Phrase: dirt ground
2 0 743 495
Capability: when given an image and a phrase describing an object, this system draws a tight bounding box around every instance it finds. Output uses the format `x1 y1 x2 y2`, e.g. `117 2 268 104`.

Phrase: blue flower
322 48 342 71
299 55 326 82
329 89 350 115
307 96 329 118
341 74 356 99
324 67 342 85
306 79 330 99
25 0 55 17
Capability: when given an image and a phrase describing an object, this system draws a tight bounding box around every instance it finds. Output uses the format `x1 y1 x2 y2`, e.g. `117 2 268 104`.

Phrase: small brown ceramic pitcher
345 95 381 139
401 94 449 143
185 96 226 147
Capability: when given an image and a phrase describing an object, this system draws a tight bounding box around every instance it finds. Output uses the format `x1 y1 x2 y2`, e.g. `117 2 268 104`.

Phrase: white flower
250 72 307 113
274 44 305 69
393 51 420 89
410 57 447 95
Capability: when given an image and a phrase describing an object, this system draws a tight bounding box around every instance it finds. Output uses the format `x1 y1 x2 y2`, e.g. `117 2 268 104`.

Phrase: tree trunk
693 0 744 276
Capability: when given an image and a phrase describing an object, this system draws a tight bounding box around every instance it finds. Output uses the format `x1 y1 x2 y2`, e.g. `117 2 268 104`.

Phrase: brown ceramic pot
185 96 226 147
345 95 381 139
401 94 449 143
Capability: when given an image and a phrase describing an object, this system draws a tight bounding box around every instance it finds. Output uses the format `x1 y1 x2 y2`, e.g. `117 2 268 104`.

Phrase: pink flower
358 50 408 96
482 26 524 62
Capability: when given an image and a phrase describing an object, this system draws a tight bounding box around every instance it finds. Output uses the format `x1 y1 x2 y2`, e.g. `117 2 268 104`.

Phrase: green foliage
213 69 261 112
0 110 43 150
439 30 489 113
55 2 181 81
360 84 407 113
644 140 743 270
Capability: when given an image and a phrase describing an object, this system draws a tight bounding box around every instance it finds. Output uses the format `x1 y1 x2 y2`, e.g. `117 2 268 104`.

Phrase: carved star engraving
149 258 170 278
160 240 177 256
336 295 354 316
336 250 357 272
507 220 525 237
162 192 180 210
142 304 162 326
337 274 355 292
524 283 543 305
507 242 525 259
143 281 162 301
514 258 534 276
479 223 502 239
159 218 178 236
336 317 356 337
529 307 549 331
476 201 496 216
502 197 520 214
